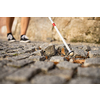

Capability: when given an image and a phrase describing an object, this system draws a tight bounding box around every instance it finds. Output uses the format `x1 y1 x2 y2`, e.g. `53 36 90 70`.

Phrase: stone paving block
78 67 100 78
0 67 17 80
7 53 31 61
82 45 91 51
0 62 3 67
32 50 44 56
50 56 67 62
29 56 46 61
0 54 7 58
0 51 6 54
6 49 18 53
1 60 8 65
73 48 87 58
47 68 73 80
40 43 56 57
57 61 80 70
7 59 34 68
31 75 66 84
39 43 49 49
84 58 100 67
89 50 100 58
6 52 19 57
0 80 15 84
6 67 41 82
69 77 100 84
31 61 54 72
17 48 35 54
24 47 35 53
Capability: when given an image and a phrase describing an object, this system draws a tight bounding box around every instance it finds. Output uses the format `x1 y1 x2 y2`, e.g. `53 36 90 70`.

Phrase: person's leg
6 17 14 34
21 17 30 35
20 17 30 43
6 17 16 42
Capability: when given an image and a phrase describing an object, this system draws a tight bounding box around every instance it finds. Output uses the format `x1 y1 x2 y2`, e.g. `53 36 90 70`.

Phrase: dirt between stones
0 40 100 84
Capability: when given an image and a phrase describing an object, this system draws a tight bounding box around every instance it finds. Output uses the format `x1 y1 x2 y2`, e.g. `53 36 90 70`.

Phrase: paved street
0 40 100 84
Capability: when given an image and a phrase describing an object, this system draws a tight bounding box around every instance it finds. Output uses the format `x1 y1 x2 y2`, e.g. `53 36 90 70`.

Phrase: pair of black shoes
7 33 31 43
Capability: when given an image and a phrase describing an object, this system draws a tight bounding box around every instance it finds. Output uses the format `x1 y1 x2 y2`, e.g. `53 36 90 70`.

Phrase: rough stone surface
89 50 100 58
78 67 100 78
31 75 66 84
57 61 80 70
84 58 100 67
31 61 54 72
50 56 67 62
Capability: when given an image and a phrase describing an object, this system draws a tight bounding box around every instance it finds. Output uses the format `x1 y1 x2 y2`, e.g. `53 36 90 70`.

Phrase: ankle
7 33 12 36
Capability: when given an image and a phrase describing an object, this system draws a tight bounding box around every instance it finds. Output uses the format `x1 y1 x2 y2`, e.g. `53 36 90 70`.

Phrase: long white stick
48 17 71 53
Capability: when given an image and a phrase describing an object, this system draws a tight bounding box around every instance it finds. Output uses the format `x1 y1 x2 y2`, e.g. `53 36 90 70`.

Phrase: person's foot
20 35 31 43
7 33 16 42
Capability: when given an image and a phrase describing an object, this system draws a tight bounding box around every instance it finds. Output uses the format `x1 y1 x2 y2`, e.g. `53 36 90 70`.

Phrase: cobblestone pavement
0 40 100 84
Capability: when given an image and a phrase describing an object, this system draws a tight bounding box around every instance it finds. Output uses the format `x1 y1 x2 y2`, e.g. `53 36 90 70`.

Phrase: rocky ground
0 40 100 84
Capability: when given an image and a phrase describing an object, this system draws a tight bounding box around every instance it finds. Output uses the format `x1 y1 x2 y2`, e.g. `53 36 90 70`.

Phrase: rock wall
0 17 100 43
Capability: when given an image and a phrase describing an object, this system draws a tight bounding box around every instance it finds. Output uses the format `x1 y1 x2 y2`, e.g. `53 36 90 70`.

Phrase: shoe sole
20 40 31 43
9 40 16 42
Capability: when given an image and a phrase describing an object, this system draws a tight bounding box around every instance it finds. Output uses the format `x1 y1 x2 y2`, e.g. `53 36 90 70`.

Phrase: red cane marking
52 23 56 26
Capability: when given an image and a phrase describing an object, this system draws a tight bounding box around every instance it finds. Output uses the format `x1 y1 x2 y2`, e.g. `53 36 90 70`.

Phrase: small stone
40 43 56 57
57 61 80 70
50 56 67 62
74 48 87 58
89 50 100 58
31 61 54 72
69 59 74 63
29 56 46 61
31 75 66 84
84 58 100 67
32 50 44 56
55 44 70 55
6 67 41 82
69 77 100 84
78 67 100 78
82 45 91 51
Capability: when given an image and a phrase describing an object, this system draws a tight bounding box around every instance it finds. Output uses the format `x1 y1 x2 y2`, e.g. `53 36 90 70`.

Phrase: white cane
48 17 74 56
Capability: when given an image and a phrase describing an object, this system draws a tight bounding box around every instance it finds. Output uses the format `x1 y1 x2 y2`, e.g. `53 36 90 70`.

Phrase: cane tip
69 51 74 57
